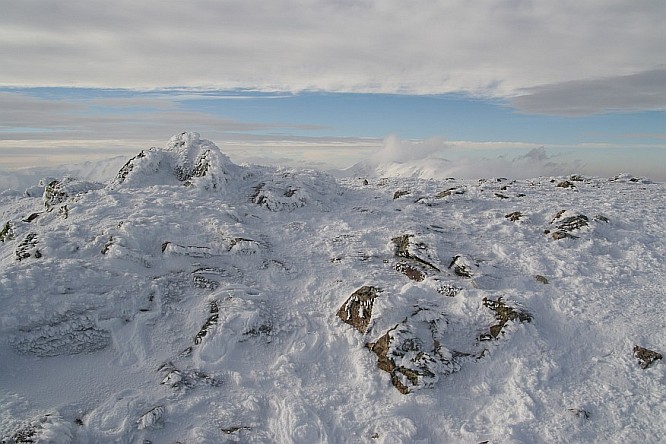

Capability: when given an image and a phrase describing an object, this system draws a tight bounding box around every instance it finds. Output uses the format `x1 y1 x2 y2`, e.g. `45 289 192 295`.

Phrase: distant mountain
0 133 663 443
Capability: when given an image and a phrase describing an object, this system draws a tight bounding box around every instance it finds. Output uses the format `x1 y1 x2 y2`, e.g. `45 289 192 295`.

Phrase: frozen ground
0 133 664 443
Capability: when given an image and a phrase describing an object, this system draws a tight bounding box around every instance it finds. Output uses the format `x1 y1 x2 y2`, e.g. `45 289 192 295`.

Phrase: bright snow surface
0 133 664 443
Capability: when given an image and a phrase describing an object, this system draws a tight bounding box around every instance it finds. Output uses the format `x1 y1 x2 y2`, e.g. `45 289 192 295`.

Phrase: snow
0 133 664 443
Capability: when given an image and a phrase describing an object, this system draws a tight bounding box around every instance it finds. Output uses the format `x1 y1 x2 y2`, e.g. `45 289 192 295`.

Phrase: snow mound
113 132 241 190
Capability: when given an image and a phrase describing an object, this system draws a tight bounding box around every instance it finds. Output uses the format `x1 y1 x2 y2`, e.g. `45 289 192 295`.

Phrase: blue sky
1 1 664 179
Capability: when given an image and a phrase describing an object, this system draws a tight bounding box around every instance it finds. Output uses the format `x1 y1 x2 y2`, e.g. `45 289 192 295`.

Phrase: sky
1 0 665 179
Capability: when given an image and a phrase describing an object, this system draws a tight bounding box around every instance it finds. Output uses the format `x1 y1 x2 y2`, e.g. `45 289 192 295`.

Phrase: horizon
1 1 664 180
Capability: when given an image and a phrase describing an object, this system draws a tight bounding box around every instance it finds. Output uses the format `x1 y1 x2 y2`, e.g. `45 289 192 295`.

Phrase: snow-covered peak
113 132 241 190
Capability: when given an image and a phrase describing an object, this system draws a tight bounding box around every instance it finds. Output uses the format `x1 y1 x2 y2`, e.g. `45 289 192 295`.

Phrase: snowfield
0 133 664 443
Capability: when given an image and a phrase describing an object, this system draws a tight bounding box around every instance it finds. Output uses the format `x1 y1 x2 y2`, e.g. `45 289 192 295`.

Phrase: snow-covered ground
0 133 664 443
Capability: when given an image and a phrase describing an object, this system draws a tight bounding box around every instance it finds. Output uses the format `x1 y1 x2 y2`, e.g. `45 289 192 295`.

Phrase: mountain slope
1 134 664 443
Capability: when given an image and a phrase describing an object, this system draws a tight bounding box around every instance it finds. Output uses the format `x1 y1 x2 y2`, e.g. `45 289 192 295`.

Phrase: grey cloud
0 91 323 143
509 70 666 115
1 0 663 103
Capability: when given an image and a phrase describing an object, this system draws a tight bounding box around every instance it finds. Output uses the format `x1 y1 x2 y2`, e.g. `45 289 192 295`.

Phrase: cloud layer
2 1 664 113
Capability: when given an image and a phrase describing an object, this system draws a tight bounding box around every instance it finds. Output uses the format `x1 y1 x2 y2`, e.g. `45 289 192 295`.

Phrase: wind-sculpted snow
0 135 664 443
113 132 241 190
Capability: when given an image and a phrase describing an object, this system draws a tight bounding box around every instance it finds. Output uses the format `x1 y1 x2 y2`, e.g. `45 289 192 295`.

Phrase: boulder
337 286 382 333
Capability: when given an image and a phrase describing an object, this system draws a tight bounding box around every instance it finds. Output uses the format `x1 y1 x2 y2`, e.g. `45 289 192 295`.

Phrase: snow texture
0 133 664 443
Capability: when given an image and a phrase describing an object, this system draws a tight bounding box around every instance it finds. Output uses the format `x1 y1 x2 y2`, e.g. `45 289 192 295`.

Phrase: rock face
113 132 240 190
337 286 382 333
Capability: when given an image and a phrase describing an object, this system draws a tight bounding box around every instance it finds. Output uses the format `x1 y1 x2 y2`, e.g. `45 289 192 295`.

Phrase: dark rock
137 406 164 430
43 179 68 209
436 282 462 297
16 233 41 261
115 151 146 183
12 315 111 356
494 193 509 199
557 180 576 189
194 301 220 345
393 190 410 200
633 345 662 369
556 215 589 231
159 362 222 389
395 262 425 282
480 297 532 340
337 286 382 333
366 307 458 394
22 213 40 223
568 408 591 419
0 221 14 242
435 187 464 198
505 211 523 222
594 214 610 223
535 275 549 284
448 255 472 278
391 235 440 271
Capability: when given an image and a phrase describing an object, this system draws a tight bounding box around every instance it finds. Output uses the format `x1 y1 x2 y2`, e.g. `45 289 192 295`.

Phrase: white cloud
1 1 664 113
356 136 666 180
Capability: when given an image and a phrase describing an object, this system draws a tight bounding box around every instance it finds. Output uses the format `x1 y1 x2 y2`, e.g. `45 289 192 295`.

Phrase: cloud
359 136 666 181
1 0 663 113
509 70 666 115
371 135 449 164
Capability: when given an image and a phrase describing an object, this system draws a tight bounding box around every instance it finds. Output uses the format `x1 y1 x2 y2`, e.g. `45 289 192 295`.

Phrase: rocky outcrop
367 307 458 394
337 286 382 333
12 314 111 356
480 297 532 341
113 132 240 190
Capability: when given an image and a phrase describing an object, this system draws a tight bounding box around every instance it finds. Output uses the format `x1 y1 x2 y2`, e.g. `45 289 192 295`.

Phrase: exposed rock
2 414 72 444
391 235 440 271
367 307 458 394
194 301 219 345
435 187 464 198
505 211 523 222
395 262 425 282
568 408 591 419
15 233 41 261
158 362 221 389
549 211 589 240
12 315 111 356
494 193 509 199
43 179 68 209
557 180 576 189
113 132 240 190
0 221 14 242
556 215 589 231
535 275 549 284
42 177 103 210
137 406 164 430
436 282 462 297
594 214 610 223
448 255 473 278
22 212 40 223
633 345 662 369
480 297 532 340
393 190 411 200
337 286 382 333
551 231 577 240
